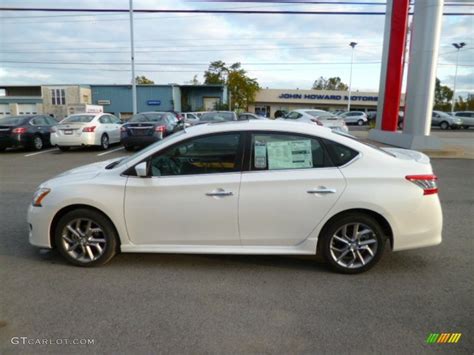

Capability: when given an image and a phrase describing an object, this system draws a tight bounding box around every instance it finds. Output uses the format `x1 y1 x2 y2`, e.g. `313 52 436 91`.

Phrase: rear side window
323 139 359 166
250 133 333 170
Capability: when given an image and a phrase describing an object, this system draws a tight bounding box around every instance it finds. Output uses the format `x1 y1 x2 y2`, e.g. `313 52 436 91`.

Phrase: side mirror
135 162 149 178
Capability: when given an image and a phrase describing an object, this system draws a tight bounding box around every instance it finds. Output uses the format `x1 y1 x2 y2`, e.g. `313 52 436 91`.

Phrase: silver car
431 111 463 130
453 111 474 128
338 111 368 126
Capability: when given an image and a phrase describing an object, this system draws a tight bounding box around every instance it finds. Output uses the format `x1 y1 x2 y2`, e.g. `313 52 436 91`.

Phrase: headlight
32 188 51 207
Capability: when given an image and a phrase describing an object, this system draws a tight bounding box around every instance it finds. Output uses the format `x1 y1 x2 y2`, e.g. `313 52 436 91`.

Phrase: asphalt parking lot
0 141 473 353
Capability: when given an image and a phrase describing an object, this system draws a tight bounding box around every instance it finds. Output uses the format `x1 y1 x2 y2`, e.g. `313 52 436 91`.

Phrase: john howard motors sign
278 93 378 102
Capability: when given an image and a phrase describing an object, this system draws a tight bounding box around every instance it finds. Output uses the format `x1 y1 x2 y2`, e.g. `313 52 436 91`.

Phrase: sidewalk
352 129 474 159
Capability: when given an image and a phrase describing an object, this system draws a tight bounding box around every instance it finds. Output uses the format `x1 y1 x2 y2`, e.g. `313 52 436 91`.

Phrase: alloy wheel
34 136 43 150
61 218 107 263
101 135 109 149
329 223 378 269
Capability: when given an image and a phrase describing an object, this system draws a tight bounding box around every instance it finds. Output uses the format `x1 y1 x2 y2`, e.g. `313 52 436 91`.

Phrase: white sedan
51 113 122 151
28 120 442 273
284 109 349 133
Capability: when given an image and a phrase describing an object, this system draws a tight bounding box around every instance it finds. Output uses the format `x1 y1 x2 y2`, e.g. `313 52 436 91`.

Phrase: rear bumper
50 133 98 147
121 135 162 147
391 195 442 251
0 134 30 148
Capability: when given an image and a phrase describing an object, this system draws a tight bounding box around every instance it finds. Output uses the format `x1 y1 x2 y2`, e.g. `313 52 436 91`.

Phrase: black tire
100 134 109 150
463 125 470 129
440 121 449 130
318 213 386 274
29 135 44 151
58 146 70 152
54 208 118 267
0 147 6 152
124 145 135 151
357 119 364 126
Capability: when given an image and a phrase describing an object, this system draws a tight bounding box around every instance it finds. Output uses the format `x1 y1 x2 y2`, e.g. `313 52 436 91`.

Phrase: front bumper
27 203 55 249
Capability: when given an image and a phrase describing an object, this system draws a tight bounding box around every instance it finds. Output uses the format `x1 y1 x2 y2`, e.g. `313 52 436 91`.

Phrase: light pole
451 42 466 114
129 0 137 115
347 42 357 112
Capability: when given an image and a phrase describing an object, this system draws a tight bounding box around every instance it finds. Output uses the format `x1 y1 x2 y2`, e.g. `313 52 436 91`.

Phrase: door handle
307 187 336 194
206 189 233 197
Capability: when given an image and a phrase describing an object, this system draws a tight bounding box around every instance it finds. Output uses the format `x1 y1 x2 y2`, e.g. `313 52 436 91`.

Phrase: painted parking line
97 147 125 157
24 148 59 157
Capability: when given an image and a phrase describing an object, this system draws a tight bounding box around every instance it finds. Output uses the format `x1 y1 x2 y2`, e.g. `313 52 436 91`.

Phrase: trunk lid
381 147 430 164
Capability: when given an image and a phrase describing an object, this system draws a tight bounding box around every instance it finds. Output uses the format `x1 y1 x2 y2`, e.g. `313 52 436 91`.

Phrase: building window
51 89 66 105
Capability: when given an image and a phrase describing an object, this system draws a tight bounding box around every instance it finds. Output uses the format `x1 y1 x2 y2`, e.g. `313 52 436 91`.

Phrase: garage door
203 97 219 111
18 104 38 115
0 104 11 118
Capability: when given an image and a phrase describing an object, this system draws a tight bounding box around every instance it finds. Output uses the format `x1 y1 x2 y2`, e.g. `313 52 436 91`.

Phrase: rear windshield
62 115 95 123
130 113 165 123
200 112 235 122
0 116 27 125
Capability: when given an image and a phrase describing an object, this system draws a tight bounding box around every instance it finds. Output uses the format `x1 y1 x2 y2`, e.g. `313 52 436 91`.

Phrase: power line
0 7 472 16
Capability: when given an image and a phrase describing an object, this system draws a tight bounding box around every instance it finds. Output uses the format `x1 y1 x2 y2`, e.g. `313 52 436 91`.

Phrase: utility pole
451 42 466 114
129 0 137 115
347 42 357 111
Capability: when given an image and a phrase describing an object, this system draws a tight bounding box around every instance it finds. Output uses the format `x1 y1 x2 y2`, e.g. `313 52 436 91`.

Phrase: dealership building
249 89 406 118
0 84 227 120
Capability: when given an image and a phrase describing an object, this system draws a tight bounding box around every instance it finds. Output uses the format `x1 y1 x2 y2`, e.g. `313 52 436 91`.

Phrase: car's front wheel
440 121 449 130
54 208 118 267
357 119 364 126
319 213 386 274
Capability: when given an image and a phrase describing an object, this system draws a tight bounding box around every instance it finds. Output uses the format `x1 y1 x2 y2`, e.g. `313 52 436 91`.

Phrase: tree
312 76 349 91
185 75 201 85
204 61 260 111
454 94 474 111
135 75 155 84
433 78 453 111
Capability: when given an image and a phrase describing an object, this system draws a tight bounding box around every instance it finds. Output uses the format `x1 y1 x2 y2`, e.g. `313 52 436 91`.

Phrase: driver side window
149 133 242 177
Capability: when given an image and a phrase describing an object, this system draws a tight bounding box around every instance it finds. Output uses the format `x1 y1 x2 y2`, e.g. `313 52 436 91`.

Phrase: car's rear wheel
54 208 118 267
100 134 109 150
440 121 449 130
319 213 386 274
30 135 43 151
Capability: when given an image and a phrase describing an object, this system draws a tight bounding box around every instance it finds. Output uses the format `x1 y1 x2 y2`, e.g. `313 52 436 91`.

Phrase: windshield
200 112 235 122
130 113 165 123
436 111 453 118
113 130 187 169
0 116 28 125
62 115 95 123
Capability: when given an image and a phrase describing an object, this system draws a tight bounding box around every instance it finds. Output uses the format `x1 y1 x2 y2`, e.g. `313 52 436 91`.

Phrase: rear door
108 114 122 142
238 132 346 246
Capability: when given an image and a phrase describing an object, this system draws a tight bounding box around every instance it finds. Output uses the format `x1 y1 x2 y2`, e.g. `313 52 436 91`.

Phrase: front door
124 132 244 245
239 132 346 246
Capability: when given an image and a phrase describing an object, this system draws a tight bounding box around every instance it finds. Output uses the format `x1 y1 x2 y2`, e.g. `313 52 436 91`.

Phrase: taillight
82 126 96 132
406 175 438 195
155 125 166 133
12 127 27 134
310 118 323 126
50 126 57 133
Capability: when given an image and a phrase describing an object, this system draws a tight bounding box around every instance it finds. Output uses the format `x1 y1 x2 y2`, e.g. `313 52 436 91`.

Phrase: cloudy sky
0 0 473 96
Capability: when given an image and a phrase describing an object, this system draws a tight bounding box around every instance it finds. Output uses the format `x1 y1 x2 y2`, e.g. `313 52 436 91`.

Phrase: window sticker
267 140 313 170
254 142 267 169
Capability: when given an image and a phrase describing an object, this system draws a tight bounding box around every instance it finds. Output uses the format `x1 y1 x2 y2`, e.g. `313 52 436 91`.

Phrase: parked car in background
0 115 57 151
274 110 288 119
338 111 368 126
28 120 442 273
453 111 474 128
238 113 267 120
431 110 462 130
183 112 200 125
196 111 238 124
190 111 209 119
51 113 122 151
168 111 184 122
283 109 348 133
120 112 180 151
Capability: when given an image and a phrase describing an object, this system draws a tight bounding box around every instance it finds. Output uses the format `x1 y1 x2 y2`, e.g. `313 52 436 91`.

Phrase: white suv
339 111 368 126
